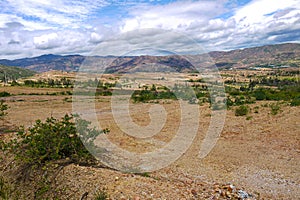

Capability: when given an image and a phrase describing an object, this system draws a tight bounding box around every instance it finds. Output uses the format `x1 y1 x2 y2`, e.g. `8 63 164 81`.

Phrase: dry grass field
0 70 299 199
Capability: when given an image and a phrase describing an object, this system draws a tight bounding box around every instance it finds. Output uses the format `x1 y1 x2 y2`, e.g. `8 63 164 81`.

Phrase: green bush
0 100 8 118
290 97 300 106
226 97 234 107
2 114 109 166
253 90 266 100
225 86 240 96
132 89 176 103
269 103 281 115
0 91 10 97
235 105 249 116
10 80 20 86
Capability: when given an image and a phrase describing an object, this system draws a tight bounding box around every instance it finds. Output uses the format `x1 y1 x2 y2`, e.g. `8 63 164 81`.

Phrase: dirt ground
0 85 299 199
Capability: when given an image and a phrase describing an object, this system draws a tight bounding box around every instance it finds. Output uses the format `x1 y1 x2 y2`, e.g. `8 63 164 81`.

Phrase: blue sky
0 0 299 59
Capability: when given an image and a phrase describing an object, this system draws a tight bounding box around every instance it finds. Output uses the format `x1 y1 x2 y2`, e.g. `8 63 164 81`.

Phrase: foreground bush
235 105 249 116
2 114 109 166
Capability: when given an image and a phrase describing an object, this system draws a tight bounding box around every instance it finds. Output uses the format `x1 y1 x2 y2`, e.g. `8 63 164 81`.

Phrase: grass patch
94 190 109 200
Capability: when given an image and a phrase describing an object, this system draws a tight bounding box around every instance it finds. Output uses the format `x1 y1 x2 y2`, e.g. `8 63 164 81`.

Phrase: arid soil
0 86 299 199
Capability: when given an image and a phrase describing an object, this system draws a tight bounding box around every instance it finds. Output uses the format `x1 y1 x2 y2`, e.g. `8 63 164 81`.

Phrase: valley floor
0 89 299 199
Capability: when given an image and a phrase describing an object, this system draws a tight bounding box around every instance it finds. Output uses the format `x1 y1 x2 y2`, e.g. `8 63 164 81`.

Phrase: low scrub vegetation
94 190 109 200
0 100 8 118
131 84 208 103
23 77 74 88
0 91 11 97
1 114 109 167
225 83 300 107
0 112 110 199
235 105 249 116
0 176 15 200
269 103 282 115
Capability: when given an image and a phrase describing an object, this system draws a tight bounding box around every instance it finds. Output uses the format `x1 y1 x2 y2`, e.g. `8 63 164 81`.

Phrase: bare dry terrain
0 70 299 199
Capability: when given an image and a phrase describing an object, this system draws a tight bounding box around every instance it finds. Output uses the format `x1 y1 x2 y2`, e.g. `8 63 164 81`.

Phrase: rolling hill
0 43 299 73
0 65 36 82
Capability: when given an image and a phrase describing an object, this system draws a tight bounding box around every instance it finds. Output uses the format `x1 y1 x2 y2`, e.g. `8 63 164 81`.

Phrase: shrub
2 114 109 166
0 100 8 118
253 90 266 100
254 106 259 113
269 103 281 115
139 172 150 177
225 86 240 96
132 89 176 103
235 105 249 116
10 80 20 86
0 176 11 200
246 116 253 120
94 190 109 200
290 97 300 106
0 91 10 97
226 97 234 107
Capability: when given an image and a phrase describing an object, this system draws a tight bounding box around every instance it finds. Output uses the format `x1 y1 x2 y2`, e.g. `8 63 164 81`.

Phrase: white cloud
0 0 300 59
121 0 227 32
223 0 300 48
90 28 208 56
89 32 103 44
0 13 52 31
34 33 60 49
233 0 299 25
5 0 108 28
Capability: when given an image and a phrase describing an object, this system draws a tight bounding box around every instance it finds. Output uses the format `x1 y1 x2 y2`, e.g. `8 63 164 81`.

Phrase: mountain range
0 43 299 73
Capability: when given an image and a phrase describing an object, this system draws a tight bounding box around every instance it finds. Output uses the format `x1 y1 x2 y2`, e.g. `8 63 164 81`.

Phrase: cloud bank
0 0 299 59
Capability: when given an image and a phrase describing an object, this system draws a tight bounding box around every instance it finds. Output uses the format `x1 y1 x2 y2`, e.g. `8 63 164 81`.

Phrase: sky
0 0 300 59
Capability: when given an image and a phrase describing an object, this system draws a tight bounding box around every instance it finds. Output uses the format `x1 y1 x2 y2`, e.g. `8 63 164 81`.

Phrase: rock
214 188 221 194
213 183 220 190
238 190 249 199
191 189 197 196
226 191 232 198
221 191 226 197
228 184 235 193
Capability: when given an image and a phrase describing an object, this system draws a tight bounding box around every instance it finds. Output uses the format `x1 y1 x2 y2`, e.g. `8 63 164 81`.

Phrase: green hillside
0 65 36 82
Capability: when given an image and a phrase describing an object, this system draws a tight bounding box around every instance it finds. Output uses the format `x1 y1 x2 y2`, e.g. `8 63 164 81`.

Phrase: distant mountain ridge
0 43 299 73
208 43 300 69
0 54 85 72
